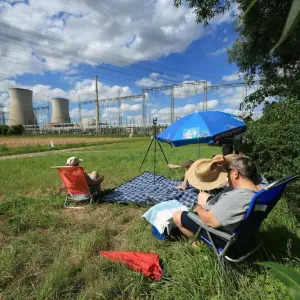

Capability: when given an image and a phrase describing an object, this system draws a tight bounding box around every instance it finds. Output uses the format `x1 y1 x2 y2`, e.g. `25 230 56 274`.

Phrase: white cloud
151 99 219 121
208 47 227 56
222 86 257 107
120 103 141 112
222 72 243 82
70 107 96 119
223 37 229 43
135 77 165 88
0 79 134 111
0 0 238 80
136 75 211 99
173 80 211 99
223 108 263 120
223 108 243 116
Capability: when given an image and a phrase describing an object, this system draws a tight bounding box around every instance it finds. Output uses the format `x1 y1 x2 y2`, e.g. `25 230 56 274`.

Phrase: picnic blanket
103 171 198 208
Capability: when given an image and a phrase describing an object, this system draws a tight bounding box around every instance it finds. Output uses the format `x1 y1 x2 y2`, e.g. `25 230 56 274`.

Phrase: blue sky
0 0 261 125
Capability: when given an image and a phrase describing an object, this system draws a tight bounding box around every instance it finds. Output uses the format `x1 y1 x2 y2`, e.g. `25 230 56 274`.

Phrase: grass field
0 139 299 299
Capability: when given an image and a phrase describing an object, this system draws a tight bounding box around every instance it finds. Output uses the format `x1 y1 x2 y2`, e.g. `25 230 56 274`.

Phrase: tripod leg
154 137 156 184
157 140 170 168
139 137 154 172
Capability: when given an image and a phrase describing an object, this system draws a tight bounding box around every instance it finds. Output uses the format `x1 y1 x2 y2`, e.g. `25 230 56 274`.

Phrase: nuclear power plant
51 98 71 124
7 88 37 126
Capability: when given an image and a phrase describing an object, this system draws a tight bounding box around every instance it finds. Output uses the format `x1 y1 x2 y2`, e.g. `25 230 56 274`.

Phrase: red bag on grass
99 251 163 280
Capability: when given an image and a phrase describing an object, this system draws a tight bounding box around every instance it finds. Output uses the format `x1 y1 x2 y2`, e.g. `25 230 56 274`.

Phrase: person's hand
193 205 201 214
212 154 226 165
176 183 187 190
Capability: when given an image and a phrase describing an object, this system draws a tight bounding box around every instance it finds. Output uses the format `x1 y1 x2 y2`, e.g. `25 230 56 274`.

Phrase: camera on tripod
152 118 157 125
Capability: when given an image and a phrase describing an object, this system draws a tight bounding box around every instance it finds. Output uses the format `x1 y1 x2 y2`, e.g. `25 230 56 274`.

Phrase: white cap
66 157 83 166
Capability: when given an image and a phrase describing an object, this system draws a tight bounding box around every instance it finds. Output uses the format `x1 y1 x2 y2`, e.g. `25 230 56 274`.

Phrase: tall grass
0 139 299 299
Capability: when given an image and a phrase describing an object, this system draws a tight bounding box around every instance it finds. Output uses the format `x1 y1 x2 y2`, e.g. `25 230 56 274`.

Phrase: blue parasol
157 111 245 148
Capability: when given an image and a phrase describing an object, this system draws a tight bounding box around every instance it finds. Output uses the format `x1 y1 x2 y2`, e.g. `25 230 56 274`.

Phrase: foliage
271 0 300 52
258 262 300 299
241 98 300 218
7 124 25 135
0 124 9 135
174 0 231 26
228 0 300 110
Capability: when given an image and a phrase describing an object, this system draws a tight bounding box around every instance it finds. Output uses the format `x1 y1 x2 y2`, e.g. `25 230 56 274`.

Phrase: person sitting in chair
66 156 104 194
173 156 262 243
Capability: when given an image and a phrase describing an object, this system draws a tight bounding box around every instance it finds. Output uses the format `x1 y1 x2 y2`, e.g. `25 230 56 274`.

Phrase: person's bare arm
212 154 238 165
195 205 221 228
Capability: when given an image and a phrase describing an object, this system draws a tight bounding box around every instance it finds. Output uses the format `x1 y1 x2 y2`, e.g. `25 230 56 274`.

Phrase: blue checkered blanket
103 171 198 208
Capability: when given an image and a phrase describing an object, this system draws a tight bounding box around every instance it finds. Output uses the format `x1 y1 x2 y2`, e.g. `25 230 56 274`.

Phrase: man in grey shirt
173 156 262 241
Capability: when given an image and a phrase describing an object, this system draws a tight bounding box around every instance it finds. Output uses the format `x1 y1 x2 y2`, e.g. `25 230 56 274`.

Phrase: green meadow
0 138 299 299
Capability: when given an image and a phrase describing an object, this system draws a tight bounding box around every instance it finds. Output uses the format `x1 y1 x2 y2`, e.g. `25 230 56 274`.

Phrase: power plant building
8 88 37 126
81 117 96 128
51 98 71 124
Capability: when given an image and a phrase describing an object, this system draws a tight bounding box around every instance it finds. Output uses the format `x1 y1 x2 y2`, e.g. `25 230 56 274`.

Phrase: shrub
0 125 9 135
240 98 300 219
7 125 25 135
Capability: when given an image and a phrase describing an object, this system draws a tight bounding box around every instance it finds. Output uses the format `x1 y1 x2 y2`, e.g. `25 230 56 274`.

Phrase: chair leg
64 195 68 208
191 226 203 244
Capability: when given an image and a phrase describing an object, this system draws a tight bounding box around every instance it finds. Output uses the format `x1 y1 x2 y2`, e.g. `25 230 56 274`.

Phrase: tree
242 97 300 219
8 125 25 135
228 0 300 111
174 0 300 111
174 0 231 26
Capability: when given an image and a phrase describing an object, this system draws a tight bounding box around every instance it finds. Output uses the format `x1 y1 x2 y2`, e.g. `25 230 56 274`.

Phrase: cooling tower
51 98 71 124
8 88 37 126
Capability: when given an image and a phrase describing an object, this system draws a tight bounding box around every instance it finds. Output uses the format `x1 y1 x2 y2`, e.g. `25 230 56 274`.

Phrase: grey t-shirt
204 188 256 234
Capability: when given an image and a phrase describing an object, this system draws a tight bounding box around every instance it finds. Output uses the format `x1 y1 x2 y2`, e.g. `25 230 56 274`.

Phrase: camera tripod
139 118 170 183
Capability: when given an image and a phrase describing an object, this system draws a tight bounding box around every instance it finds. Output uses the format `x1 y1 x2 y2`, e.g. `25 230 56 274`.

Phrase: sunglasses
226 165 239 175
225 165 232 172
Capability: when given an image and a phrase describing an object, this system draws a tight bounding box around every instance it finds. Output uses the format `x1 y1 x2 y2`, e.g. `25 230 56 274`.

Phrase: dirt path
0 137 121 148
0 145 100 160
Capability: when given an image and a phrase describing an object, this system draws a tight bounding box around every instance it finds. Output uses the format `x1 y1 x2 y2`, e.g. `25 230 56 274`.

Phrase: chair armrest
187 212 233 241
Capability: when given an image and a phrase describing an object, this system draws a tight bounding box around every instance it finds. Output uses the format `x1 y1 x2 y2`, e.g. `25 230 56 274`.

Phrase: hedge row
0 124 25 135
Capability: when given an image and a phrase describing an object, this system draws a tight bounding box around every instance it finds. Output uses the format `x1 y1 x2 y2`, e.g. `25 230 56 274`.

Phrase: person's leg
173 211 195 238
176 170 189 190
168 163 182 169
88 171 104 191
88 171 99 178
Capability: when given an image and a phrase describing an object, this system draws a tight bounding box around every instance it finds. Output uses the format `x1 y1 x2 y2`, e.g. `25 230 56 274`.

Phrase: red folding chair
53 166 97 208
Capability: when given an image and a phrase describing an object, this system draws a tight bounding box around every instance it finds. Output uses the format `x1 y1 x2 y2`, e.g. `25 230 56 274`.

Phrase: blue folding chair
189 173 300 263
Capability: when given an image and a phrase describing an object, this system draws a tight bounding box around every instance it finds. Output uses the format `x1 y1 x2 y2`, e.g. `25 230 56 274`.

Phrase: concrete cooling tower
8 88 37 126
51 98 71 124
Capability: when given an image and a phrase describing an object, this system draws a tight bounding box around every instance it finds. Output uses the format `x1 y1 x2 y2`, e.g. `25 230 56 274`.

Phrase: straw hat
186 158 227 190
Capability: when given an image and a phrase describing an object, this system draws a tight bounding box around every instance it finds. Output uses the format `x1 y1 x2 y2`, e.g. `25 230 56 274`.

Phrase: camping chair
189 172 300 263
53 166 98 208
